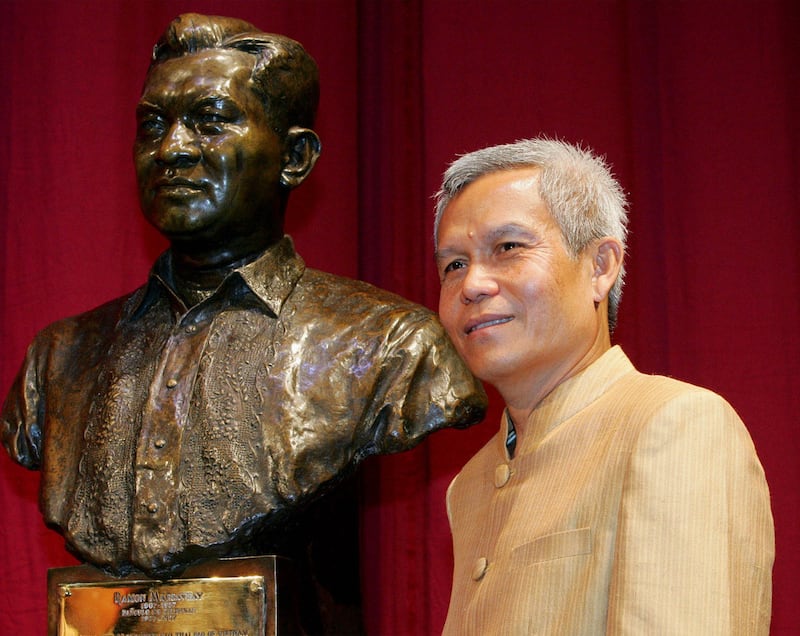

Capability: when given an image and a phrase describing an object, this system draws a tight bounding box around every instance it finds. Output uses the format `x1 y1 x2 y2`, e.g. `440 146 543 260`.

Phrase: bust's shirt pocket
510 527 592 567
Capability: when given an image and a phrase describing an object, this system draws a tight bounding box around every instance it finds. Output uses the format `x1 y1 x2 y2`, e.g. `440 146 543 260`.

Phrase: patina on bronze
1 13 487 635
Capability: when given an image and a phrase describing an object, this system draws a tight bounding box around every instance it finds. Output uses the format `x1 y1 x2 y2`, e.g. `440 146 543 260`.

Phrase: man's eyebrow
434 247 459 263
435 223 539 261
485 223 537 242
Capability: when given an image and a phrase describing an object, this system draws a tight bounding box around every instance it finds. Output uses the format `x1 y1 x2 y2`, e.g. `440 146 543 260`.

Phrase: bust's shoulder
284 269 449 347
298 268 435 315
35 288 143 344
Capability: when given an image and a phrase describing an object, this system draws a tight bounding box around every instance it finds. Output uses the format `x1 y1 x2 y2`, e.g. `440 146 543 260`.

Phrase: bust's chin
141 200 217 240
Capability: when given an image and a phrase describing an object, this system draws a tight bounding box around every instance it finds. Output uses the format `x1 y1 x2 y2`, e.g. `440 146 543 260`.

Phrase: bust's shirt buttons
494 463 511 488
472 557 488 581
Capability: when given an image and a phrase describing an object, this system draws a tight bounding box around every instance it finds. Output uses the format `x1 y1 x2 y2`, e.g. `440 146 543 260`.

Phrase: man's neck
502 335 612 430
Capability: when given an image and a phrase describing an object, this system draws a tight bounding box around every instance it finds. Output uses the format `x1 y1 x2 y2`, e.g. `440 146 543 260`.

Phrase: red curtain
1 1 797 633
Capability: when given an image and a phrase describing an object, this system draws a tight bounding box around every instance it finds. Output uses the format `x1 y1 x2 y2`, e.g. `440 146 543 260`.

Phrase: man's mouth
465 316 513 334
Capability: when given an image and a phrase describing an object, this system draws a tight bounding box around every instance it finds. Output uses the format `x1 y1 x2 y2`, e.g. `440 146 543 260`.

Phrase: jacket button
494 463 511 488
472 557 488 581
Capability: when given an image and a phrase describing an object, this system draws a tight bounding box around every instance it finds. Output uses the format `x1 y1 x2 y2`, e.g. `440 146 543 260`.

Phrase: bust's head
133 14 321 260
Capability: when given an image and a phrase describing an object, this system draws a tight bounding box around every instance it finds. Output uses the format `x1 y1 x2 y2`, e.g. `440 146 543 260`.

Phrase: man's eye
443 260 466 274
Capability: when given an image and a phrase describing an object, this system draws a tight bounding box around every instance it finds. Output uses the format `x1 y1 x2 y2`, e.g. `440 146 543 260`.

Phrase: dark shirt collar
129 235 305 320
504 410 518 459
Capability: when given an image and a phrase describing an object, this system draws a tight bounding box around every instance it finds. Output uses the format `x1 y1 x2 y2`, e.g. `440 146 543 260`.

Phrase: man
0 13 485 632
434 137 774 634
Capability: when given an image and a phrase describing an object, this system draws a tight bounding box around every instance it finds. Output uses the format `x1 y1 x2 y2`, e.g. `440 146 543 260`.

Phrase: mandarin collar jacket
444 347 773 635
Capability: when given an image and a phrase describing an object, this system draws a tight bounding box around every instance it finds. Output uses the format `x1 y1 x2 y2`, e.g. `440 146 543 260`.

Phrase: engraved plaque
58 576 263 635
48 556 298 636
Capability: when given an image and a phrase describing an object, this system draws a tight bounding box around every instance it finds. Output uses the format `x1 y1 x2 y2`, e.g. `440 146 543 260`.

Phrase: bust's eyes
192 99 241 134
135 98 243 139
193 110 231 135
136 114 166 138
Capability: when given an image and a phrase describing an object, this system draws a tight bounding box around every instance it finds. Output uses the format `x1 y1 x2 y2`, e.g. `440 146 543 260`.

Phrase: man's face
435 168 600 395
134 49 284 254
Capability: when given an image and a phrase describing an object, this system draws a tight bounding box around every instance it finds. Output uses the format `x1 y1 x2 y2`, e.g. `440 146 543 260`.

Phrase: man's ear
591 237 624 303
280 127 321 189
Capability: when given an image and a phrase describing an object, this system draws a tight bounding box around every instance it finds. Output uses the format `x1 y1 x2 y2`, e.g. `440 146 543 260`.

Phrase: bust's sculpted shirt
2 236 486 576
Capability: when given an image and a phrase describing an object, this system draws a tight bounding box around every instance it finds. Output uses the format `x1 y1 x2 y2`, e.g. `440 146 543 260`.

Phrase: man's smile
465 315 514 334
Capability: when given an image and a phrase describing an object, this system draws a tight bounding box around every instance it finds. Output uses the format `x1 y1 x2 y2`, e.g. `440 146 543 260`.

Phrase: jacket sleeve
607 389 774 635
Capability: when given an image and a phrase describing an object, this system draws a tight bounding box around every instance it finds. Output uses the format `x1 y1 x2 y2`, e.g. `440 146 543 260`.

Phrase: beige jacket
443 346 773 635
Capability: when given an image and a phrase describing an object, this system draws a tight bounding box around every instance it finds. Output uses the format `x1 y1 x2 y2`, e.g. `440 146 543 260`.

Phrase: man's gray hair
434 137 629 331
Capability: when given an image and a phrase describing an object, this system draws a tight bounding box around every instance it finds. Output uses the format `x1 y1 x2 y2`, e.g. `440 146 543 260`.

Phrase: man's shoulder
591 348 726 409
618 366 728 409
602 365 746 444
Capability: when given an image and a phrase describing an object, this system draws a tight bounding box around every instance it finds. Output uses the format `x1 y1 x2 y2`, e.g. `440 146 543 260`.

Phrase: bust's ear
280 127 321 189
591 237 624 303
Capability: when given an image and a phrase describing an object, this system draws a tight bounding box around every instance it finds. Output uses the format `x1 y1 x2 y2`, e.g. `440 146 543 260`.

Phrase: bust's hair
434 137 629 331
149 13 319 132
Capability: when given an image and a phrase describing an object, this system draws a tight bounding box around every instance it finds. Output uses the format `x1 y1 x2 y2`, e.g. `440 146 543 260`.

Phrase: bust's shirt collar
129 235 306 320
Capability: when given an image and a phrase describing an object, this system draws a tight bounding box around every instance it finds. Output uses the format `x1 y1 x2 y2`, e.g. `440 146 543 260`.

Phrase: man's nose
157 121 200 166
461 263 499 304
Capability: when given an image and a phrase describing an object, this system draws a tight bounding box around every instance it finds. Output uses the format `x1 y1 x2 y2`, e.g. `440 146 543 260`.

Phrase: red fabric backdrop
1 1 797 633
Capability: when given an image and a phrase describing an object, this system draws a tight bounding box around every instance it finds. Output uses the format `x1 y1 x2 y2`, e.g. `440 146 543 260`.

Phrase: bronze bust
1 13 486 633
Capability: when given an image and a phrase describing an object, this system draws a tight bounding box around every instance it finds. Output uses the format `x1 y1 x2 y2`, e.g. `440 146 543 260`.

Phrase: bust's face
134 48 284 257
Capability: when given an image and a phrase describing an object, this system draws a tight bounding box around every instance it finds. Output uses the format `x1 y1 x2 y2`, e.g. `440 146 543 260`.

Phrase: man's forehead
438 168 551 236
